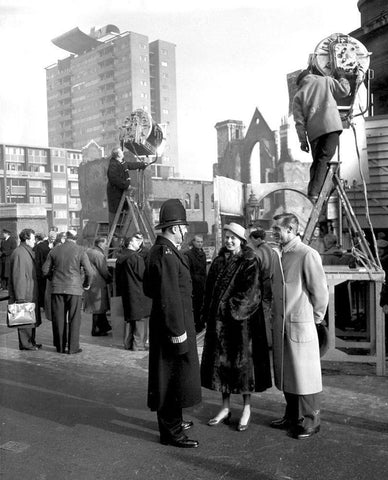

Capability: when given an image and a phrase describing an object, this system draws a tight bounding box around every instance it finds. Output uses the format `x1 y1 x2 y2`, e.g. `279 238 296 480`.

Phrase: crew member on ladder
292 69 355 202
106 147 148 229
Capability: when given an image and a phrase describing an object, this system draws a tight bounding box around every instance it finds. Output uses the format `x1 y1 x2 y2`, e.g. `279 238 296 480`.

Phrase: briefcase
7 302 36 328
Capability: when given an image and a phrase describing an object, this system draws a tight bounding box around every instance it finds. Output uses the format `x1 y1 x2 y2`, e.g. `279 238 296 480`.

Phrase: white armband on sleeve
170 332 187 344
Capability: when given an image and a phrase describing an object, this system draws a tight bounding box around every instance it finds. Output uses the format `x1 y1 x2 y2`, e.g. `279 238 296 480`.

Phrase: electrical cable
349 121 382 270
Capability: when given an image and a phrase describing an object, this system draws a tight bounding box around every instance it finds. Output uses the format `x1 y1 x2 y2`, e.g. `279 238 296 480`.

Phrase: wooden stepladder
106 189 155 255
302 161 378 269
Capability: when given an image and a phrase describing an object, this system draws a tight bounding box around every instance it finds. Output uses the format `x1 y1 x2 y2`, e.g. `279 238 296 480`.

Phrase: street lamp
246 191 260 226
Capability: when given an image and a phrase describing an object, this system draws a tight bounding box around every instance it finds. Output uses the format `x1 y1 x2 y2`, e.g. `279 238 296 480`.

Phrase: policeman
143 199 201 448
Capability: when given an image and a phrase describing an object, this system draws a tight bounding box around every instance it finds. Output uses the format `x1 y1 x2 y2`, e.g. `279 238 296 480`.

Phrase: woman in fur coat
201 223 272 431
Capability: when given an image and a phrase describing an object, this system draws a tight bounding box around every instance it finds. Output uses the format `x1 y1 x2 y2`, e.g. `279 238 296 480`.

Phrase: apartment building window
53 179 66 188
30 196 47 204
53 210 68 219
52 150 66 158
140 80 147 86
161 61 168 67
139 55 147 62
29 165 46 173
53 164 65 173
5 147 23 155
185 194 191 209
68 167 78 175
162 73 168 79
161 49 168 55
53 195 67 203
162 109 169 115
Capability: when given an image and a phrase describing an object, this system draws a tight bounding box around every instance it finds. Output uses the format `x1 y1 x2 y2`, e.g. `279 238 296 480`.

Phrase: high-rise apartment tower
46 25 178 176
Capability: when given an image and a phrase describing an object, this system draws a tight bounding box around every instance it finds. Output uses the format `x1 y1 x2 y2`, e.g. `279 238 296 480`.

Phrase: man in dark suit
106 147 147 230
115 232 151 350
9 228 42 350
143 199 201 448
184 235 207 333
42 230 93 354
1 228 17 290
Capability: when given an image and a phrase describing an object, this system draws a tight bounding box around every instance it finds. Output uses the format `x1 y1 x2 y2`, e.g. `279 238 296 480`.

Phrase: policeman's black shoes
181 420 194 430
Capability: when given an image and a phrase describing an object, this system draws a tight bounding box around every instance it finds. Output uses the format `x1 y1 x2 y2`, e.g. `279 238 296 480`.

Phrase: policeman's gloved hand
300 141 309 153
140 162 147 170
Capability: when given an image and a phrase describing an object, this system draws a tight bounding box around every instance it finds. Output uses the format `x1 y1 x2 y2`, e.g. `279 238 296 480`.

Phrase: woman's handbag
7 302 36 328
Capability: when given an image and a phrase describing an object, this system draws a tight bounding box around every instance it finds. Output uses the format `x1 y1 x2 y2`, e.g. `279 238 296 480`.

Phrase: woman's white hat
223 222 247 241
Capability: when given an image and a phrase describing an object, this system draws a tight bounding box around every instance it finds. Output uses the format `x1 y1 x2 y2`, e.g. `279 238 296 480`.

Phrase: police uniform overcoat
143 235 201 411
271 236 328 395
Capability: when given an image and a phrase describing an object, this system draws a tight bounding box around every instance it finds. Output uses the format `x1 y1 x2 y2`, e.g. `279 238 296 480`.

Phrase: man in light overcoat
270 213 328 439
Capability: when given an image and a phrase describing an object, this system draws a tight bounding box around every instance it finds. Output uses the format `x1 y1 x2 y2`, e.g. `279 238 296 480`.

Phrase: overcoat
42 240 92 295
271 236 328 395
83 246 112 314
1 236 18 279
115 248 151 321
183 246 207 297
143 235 201 411
106 158 144 214
201 246 272 394
8 243 42 326
33 239 50 308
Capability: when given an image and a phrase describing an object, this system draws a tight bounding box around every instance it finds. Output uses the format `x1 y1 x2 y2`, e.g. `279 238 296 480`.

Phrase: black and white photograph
0 0 387 478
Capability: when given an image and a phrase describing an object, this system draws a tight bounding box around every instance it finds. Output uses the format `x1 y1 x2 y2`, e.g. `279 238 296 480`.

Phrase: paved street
1 303 388 480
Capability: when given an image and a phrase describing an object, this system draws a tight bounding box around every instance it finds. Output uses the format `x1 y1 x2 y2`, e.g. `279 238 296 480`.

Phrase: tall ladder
106 189 155 255
302 161 378 270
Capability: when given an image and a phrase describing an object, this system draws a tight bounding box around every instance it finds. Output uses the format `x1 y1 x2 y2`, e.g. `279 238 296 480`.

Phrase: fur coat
201 245 272 394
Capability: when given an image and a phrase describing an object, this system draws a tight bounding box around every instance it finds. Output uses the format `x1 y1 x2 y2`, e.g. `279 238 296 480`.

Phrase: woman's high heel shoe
207 411 231 426
237 413 251 432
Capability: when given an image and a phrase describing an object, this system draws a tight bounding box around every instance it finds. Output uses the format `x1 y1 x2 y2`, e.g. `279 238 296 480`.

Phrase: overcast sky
0 0 361 179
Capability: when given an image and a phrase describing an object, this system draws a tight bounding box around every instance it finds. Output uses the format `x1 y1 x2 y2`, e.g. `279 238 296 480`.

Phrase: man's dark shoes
181 420 194 430
68 348 83 354
288 425 320 439
270 417 291 430
160 435 199 448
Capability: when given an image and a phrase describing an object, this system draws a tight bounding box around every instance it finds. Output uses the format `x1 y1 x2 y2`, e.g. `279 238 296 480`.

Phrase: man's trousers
51 294 82 354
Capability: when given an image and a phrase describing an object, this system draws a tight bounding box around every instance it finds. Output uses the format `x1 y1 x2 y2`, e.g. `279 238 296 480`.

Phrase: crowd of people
5 195 386 450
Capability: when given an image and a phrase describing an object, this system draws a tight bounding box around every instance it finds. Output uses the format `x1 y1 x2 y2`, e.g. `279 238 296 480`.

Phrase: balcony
6 170 51 179
10 186 27 195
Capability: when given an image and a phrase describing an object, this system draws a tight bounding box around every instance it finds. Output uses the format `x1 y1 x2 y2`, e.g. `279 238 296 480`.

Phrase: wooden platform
323 265 386 375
